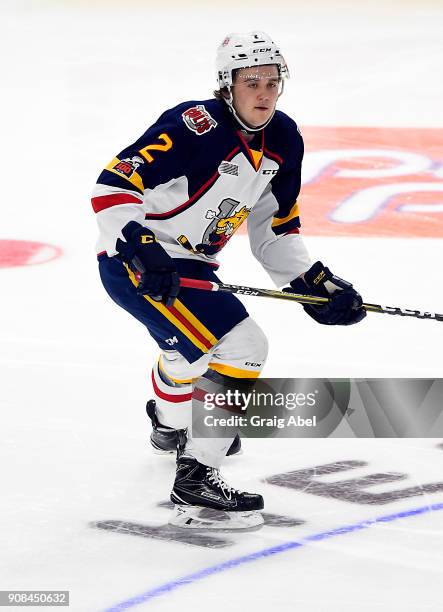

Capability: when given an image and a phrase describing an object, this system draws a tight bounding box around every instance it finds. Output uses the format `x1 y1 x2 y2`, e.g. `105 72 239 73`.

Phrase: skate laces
207 467 239 500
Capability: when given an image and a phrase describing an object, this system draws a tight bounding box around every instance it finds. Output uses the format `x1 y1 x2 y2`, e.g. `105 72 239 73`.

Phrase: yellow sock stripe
208 362 261 379
125 265 211 354
158 357 193 385
172 300 218 347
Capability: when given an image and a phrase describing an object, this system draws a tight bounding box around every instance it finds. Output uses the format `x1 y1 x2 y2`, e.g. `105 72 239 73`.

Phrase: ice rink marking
103 501 443 611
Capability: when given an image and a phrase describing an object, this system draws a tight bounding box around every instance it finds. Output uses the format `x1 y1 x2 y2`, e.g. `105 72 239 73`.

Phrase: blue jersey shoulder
129 99 225 159
272 110 302 135
150 99 227 135
265 110 304 169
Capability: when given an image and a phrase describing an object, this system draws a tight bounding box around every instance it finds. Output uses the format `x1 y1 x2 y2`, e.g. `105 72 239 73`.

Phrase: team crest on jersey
177 199 251 256
198 199 250 254
182 105 217 135
112 156 144 178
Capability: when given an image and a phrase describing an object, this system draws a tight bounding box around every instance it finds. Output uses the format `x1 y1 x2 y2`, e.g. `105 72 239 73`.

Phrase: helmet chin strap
225 90 274 132
224 82 284 133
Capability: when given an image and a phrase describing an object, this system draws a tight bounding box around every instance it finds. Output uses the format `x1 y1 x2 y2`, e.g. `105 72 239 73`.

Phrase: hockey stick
179 277 443 323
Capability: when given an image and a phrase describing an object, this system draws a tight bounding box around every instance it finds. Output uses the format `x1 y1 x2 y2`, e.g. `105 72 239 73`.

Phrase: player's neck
241 131 254 143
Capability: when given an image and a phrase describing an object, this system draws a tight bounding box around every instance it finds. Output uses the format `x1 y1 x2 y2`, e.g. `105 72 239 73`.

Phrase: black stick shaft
179 278 443 323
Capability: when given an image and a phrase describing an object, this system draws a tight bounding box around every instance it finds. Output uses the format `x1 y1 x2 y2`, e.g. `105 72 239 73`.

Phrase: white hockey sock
183 436 235 470
151 364 192 431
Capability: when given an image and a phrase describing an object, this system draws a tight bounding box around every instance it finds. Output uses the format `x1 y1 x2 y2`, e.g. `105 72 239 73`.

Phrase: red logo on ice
0 240 62 268
239 126 443 238
300 126 443 238
182 105 218 135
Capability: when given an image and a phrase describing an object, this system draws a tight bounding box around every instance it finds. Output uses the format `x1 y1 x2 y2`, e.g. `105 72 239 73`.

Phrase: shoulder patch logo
218 161 239 176
182 105 217 135
112 156 144 178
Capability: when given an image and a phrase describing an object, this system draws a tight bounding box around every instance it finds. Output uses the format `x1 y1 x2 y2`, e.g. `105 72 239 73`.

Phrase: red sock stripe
167 305 214 351
91 193 143 213
151 371 192 403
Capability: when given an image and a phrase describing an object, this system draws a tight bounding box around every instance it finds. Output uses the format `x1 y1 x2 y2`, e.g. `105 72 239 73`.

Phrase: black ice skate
146 400 242 456
169 455 264 529
146 400 180 454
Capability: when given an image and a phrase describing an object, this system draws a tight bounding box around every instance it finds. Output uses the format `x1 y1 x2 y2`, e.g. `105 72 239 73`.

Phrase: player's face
232 65 280 128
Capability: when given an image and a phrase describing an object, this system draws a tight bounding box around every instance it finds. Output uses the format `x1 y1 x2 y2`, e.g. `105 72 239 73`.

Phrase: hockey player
92 32 366 528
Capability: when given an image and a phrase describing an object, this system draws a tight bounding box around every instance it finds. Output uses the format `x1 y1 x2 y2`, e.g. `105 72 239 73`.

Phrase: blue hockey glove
116 221 179 307
283 261 366 325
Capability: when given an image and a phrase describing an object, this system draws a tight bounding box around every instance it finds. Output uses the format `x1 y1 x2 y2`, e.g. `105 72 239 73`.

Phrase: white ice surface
1 2 443 611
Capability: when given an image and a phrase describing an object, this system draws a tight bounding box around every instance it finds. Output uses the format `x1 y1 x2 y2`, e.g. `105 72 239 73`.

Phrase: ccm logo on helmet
253 48 272 53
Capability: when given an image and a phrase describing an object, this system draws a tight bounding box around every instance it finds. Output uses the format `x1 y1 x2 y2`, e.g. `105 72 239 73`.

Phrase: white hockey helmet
216 31 289 88
215 31 290 131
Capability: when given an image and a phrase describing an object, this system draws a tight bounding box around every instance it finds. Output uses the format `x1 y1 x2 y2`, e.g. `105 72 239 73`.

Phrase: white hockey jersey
92 99 311 286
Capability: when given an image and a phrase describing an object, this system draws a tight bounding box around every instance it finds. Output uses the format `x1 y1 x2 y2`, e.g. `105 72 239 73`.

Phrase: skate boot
146 400 242 456
146 400 180 454
169 455 264 529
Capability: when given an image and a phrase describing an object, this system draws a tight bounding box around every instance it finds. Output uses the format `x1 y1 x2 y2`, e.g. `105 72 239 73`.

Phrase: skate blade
151 446 175 456
169 505 264 531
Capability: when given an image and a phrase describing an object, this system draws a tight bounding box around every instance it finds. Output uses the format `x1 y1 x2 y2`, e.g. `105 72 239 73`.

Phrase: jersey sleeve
91 110 190 255
247 124 312 287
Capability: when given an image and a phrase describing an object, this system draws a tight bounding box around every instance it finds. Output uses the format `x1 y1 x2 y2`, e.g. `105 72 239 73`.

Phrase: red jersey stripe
167 305 214 351
264 147 283 165
145 146 241 220
92 193 143 213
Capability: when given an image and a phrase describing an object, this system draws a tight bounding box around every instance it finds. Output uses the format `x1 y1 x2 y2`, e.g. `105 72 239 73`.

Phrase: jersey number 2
139 133 173 164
